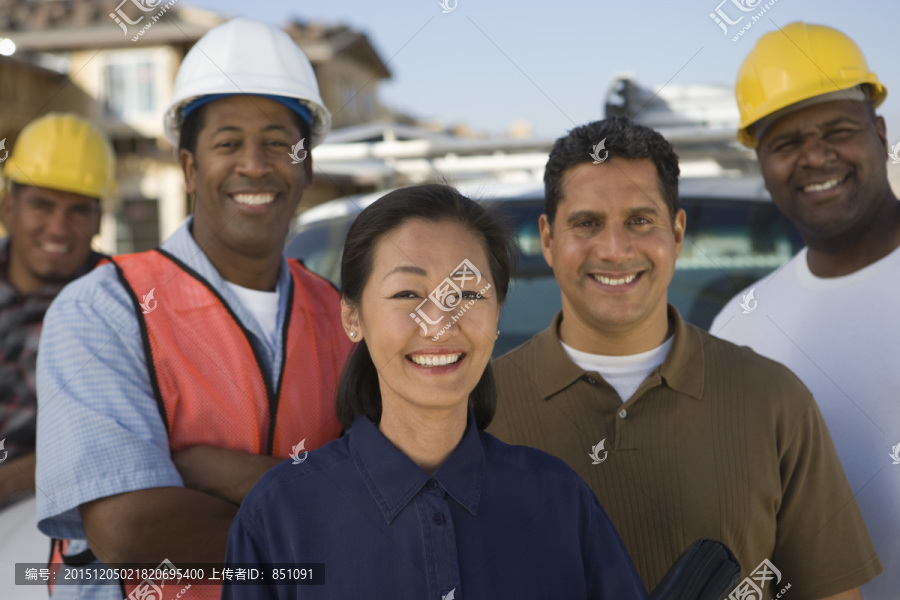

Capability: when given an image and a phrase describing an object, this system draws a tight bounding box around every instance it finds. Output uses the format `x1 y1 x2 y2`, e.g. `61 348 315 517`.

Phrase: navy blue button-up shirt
223 411 647 599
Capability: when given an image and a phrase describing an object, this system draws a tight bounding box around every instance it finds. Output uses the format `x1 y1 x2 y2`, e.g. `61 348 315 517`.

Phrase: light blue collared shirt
35 217 293 599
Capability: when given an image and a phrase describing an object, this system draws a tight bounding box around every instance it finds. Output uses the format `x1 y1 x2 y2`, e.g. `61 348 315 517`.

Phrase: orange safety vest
49 249 351 598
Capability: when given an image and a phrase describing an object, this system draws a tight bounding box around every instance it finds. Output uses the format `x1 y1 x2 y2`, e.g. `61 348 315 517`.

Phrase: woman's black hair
336 183 517 431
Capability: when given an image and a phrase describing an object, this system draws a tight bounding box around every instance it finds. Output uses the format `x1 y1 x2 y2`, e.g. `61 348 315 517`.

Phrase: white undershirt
560 337 674 402
710 245 900 596
225 281 280 348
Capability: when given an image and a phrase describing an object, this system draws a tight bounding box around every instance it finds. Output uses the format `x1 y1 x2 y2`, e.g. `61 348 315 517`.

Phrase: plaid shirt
0 237 103 460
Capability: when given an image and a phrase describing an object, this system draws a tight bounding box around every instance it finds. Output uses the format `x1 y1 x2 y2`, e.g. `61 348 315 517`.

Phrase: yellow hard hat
735 22 887 148
3 113 116 198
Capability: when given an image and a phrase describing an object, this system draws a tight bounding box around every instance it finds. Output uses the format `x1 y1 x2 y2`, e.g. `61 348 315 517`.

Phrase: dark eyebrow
261 124 292 134
566 210 604 225
566 206 661 224
25 198 54 210
383 265 427 280
452 268 478 278
211 125 241 136
821 116 863 128
766 130 796 146
629 205 662 217
210 124 292 136
767 116 862 146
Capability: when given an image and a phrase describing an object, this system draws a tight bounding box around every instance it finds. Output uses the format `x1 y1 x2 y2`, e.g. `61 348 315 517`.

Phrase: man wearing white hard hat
712 22 899 599
34 19 351 599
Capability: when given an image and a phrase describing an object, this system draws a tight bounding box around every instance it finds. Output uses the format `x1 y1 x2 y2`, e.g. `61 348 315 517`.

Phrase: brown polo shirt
489 307 881 598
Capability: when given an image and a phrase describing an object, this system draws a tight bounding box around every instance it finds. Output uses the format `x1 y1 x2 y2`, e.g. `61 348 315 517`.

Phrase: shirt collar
349 410 486 524
0 236 104 301
161 216 292 294
530 306 704 401
657 305 705 400
160 217 292 356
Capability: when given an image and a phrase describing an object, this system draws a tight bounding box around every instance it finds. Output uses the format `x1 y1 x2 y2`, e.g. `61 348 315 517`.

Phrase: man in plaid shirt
0 113 113 508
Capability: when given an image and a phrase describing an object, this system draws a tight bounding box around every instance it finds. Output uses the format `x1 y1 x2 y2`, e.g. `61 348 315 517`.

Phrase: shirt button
619 409 627 419
432 512 444 525
425 479 438 491
585 376 597 385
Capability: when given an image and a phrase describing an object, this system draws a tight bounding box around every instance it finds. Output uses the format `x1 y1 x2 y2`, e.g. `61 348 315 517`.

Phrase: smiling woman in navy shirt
223 184 647 600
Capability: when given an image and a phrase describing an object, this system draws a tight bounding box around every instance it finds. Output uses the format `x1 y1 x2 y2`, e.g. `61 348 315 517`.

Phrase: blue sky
182 0 900 141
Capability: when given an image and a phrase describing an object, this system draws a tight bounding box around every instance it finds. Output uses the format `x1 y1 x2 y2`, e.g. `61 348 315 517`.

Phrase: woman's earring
349 331 357 339
496 330 500 338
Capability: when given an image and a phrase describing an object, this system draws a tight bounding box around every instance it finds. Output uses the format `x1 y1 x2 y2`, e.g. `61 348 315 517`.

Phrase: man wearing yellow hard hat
713 22 897 599
0 112 113 598
33 18 351 600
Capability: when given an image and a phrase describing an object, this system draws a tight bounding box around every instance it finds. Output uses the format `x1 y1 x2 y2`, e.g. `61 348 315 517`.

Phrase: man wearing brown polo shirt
488 117 881 599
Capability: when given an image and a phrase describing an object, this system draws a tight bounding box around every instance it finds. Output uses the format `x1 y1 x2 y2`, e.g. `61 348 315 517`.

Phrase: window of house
116 197 160 253
103 56 157 121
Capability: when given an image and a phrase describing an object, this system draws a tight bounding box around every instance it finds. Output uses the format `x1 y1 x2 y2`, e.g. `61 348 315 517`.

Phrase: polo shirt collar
657 305 705 400
532 306 704 401
527 312 587 399
349 410 485 524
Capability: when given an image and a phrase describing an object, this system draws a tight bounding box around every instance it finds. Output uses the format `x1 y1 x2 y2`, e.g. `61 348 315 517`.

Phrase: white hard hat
163 18 331 149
